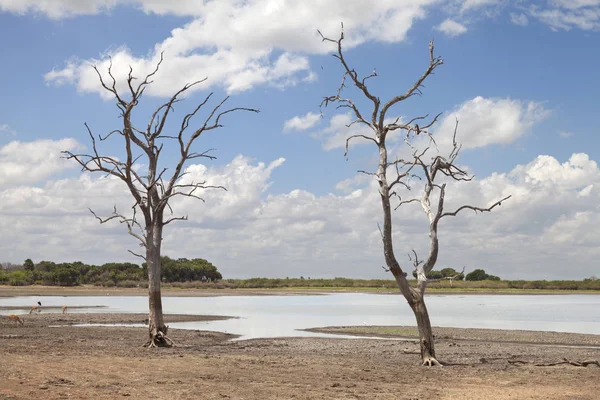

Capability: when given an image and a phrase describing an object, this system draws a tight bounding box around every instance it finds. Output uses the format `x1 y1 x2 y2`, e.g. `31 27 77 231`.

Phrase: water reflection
1 293 599 340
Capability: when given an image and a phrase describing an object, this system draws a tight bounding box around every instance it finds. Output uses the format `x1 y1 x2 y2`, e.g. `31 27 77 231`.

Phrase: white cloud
41 0 439 97
550 1 600 10
512 153 598 189
313 113 377 151
0 0 120 19
528 1 600 31
283 112 321 132
460 0 502 12
510 12 529 26
0 124 16 137
433 96 549 151
315 97 548 155
436 18 468 36
0 138 82 187
2 141 600 279
559 131 574 138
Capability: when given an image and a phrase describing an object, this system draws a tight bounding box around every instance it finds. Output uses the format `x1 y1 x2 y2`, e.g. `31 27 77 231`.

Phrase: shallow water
1 293 598 340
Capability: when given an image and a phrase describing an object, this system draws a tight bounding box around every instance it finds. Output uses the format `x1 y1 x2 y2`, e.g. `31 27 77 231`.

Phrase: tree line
0 257 221 287
1 261 597 290
225 276 600 291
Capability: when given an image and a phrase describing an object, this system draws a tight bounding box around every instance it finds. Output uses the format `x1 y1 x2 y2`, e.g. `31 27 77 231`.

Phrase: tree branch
440 196 511 219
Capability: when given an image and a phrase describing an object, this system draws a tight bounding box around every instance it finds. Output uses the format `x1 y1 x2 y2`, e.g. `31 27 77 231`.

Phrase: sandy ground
1 311 599 400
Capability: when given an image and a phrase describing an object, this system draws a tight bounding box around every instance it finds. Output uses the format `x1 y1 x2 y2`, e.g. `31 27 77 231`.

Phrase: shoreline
1 312 599 399
1 284 599 297
305 325 600 348
2 311 598 346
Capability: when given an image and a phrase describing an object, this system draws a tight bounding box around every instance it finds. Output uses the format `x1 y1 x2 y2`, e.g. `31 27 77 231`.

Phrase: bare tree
319 26 510 366
63 56 258 347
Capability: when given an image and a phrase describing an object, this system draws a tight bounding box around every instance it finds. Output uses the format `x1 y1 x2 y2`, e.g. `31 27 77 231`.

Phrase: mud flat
1 312 599 399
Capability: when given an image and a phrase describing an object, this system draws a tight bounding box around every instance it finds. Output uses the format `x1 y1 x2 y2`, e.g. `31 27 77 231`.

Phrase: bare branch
345 134 377 158
394 198 420 210
379 40 443 126
441 195 511 219
357 170 376 176
128 249 146 260
318 23 380 127
164 216 188 226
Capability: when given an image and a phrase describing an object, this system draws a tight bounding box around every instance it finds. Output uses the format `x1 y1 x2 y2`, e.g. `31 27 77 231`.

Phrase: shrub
466 269 489 281
9 270 32 286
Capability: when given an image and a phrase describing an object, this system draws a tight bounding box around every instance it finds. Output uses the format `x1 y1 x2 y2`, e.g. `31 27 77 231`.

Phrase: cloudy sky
1 0 599 280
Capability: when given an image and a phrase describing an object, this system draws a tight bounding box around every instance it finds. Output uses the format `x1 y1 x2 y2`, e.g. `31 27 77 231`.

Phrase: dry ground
1 312 599 400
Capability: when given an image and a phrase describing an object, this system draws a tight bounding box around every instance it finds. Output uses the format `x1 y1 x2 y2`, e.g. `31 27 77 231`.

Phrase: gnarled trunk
144 224 172 347
377 142 441 366
409 293 441 366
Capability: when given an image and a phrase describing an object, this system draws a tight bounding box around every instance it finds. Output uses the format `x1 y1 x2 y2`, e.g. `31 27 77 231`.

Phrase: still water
1 293 598 340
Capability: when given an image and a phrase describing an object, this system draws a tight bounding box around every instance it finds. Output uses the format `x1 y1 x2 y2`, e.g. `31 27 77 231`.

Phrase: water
1 293 598 340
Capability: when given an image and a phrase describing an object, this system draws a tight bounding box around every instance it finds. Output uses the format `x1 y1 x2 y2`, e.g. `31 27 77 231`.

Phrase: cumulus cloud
283 112 321 132
0 138 82 187
436 19 468 36
41 0 440 97
433 96 549 151
1 138 600 279
314 96 548 156
311 113 368 151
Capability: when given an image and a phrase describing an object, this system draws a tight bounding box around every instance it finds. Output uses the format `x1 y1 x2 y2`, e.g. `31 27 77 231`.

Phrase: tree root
143 328 174 348
508 358 599 367
422 356 444 367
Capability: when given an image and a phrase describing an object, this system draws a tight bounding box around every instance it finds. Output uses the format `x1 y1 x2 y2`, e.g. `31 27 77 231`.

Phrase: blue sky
1 0 600 280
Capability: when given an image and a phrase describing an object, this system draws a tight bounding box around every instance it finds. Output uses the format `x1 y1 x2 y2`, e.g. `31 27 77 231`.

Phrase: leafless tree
63 55 258 347
319 25 510 366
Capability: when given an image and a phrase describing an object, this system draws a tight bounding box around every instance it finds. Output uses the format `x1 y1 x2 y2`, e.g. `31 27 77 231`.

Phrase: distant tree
487 275 501 281
440 268 458 278
23 259 34 271
63 56 258 347
151 256 222 282
465 269 489 281
1 262 20 271
319 25 509 366
35 261 56 272
53 267 79 286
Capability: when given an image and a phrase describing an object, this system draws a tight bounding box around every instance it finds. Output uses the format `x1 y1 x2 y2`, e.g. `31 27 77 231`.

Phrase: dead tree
63 55 258 347
319 26 510 366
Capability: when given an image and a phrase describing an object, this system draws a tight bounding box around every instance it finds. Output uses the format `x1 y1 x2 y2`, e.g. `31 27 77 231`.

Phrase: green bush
9 270 32 286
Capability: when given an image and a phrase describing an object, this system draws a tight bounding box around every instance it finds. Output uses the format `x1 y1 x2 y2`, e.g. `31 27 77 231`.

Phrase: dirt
1 312 599 399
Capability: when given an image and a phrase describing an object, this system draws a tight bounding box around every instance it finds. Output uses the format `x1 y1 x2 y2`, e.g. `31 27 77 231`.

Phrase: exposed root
143 326 174 348
508 358 599 368
422 356 443 367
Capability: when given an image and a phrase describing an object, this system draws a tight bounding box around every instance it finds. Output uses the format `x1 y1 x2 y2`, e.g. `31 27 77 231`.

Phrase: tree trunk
409 293 441 366
144 224 172 347
376 142 441 366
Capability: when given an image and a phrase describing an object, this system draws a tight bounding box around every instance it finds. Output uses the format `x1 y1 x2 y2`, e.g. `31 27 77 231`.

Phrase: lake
1 293 598 340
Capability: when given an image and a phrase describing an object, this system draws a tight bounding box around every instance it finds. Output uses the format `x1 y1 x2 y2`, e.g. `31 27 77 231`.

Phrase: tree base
422 356 443 367
143 327 174 348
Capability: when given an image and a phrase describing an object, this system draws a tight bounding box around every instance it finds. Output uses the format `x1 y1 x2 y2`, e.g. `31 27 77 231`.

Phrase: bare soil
1 312 599 399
